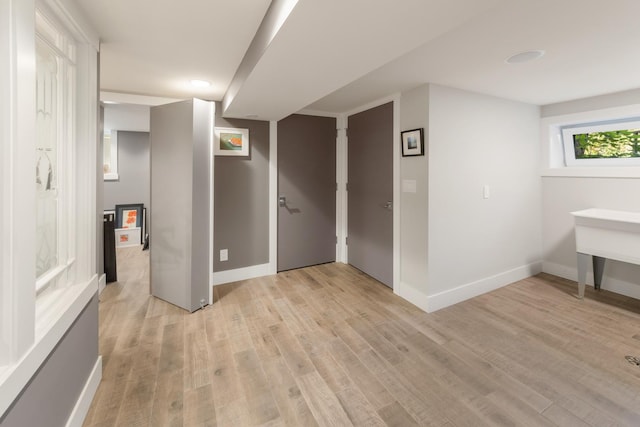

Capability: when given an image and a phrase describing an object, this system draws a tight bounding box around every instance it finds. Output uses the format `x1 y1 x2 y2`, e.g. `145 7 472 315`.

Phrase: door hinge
346 182 349 191
335 235 338 244
335 183 338 191
345 236 349 245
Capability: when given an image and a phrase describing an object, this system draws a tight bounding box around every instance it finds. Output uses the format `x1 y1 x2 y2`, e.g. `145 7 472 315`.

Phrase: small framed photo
214 127 249 156
401 128 424 157
115 203 144 230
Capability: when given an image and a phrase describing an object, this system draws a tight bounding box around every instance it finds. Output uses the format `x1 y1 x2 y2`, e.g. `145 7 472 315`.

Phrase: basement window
562 118 640 166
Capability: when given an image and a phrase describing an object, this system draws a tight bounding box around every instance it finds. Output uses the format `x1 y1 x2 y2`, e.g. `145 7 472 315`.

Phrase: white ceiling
78 0 640 120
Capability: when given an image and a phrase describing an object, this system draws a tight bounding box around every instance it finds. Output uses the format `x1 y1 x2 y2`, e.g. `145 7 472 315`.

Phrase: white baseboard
543 261 640 300
394 281 431 313
213 263 274 286
65 356 102 427
396 262 542 313
98 274 106 295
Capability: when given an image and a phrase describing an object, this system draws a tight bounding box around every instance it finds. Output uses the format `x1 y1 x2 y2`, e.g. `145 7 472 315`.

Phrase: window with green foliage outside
573 129 640 159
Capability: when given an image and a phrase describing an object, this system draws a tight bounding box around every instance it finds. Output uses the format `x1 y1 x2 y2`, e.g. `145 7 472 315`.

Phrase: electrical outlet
220 249 228 261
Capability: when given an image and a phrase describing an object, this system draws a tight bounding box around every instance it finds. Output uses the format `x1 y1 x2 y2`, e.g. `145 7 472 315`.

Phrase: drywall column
398 85 429 292
150 99 213 312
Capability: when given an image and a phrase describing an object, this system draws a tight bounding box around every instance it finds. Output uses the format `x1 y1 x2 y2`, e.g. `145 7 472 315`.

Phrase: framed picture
115 203 144 230
401 128 424 157
115 227 141 248
214 127 249 156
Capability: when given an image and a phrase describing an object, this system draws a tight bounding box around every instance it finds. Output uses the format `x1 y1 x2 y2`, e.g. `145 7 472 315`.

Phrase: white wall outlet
220 249 228 261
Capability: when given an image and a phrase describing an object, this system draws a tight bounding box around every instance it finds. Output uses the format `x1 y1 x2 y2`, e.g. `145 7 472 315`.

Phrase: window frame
103 129 119 180
35 10 78 293
541 104 640 178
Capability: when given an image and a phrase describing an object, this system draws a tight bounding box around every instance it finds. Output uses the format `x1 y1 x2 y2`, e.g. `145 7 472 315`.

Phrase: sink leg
577 252 590 299
593 256 606 290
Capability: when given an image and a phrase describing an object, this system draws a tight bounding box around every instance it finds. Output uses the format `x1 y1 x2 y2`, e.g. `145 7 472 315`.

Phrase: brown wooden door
278 114 336 271
347 102 393 287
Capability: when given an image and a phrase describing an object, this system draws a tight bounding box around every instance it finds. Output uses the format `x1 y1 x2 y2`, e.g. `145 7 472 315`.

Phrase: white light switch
220 249 228 261
483 185 490 199
402 179 417 193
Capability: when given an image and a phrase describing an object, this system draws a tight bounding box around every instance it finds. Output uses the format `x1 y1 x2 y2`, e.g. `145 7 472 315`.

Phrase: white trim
296 109 340 118
543 261 640 300
213 263 273 286
0 277 98 415
41 0 99 49
65 355 102 427
541 167 640 178
343 93 399 117
2 0 37 366
98 273 106 294
100 91 181 106
336 115 348 263
396 263 542 313
269 121 278 274
392 95 400 289
209 102 215 305
394 281 430 314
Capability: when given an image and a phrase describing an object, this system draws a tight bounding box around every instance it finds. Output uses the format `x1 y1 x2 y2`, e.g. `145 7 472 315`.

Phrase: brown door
278 114 336 271
347 102 393 287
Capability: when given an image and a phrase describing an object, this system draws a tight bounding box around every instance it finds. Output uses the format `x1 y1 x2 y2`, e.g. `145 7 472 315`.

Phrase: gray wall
213 102 270 272
0 295 99 427
150 99 211 312
103 131 150 213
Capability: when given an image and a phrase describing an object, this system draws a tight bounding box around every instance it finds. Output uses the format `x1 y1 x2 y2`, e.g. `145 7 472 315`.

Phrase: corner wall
397 84 542 312
213 103 270 274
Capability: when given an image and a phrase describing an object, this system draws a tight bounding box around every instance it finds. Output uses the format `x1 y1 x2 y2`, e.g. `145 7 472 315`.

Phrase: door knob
279 195 287 207
384 201 392 210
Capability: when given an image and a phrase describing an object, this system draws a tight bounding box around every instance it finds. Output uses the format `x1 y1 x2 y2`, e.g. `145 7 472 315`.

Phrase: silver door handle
384 201 392 210
279 195 287 207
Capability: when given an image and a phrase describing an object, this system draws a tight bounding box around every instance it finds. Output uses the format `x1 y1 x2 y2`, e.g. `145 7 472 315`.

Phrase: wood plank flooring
84 247 640 426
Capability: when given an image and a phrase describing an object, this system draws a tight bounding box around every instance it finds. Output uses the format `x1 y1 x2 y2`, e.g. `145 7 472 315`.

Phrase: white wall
103 104 150 132
399 85 429 290
397 84 542 312
541 91 640 299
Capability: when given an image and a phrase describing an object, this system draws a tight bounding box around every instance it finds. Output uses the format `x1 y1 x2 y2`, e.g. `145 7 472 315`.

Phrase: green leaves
573 129 640 159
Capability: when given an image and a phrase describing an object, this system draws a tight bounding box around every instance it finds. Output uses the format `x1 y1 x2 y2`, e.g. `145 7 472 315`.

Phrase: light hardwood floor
84 247 640 426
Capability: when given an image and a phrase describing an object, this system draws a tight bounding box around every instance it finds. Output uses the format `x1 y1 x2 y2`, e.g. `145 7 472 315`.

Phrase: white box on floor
115 227 141 248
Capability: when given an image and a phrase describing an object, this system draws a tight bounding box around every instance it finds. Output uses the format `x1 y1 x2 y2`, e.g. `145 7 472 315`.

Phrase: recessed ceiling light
245 114 258 119
190 79 211 88
505 50 545 64
102 100 118 104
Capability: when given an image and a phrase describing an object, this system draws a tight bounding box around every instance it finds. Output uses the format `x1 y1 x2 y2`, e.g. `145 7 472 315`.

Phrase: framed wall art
115 203 144 230
214 127 249 156
401 128 424 157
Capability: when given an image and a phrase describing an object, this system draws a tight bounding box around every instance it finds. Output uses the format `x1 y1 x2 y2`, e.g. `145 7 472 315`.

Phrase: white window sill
103 172 119 181
0 275 98 416
541 167 640 178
